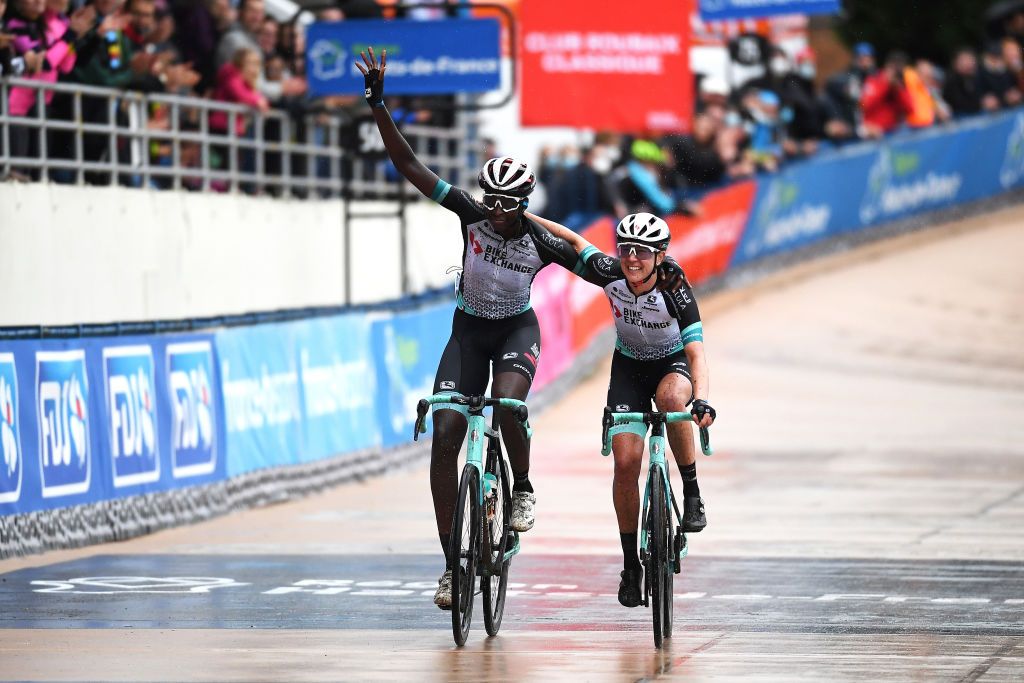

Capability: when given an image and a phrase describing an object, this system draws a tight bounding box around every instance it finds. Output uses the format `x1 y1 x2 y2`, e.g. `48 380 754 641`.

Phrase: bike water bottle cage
482 193 527 213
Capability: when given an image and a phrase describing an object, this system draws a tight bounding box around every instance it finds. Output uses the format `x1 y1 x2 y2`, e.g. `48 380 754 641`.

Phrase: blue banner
699 0 840 20
0 334 225 516
371 304 451 448
733 111 1024 266
306 18 501 97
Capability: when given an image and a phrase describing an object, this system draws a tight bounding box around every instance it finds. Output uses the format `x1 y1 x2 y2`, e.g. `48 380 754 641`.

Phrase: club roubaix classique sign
520 0 693 133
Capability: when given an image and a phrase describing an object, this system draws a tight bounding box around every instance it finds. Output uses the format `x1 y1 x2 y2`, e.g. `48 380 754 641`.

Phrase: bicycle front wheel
450 464 480 646
482 447 511 636
661 479 676 639
647 465 667 649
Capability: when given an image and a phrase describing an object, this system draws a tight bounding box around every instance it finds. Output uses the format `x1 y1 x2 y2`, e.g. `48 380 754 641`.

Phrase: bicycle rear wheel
450 464 480 646
482 441 511 636
647 465 667 649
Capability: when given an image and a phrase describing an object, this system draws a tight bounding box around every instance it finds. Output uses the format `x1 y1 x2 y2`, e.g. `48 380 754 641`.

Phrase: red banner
520 0 693 133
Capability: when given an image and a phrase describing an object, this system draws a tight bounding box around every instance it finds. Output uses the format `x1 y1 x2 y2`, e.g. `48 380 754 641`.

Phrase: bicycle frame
415 393 532 566
601 410 713 565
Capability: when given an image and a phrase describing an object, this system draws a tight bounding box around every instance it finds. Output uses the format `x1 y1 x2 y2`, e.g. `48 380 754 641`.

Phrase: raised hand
354 46 387 107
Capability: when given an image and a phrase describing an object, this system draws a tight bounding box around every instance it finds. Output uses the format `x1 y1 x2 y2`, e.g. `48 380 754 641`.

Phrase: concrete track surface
2 206 1023 682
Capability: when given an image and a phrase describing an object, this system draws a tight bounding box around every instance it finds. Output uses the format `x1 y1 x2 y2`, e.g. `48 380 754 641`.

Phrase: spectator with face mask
741 89 785 172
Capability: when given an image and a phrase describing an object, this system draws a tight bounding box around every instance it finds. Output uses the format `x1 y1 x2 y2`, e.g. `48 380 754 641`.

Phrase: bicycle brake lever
413 399 429 441
601 407 613 457
699 426 713 456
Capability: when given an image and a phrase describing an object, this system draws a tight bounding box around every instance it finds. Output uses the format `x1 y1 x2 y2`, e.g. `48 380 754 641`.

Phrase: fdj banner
306 18 501 97
520 0 692 132
699 0 840 21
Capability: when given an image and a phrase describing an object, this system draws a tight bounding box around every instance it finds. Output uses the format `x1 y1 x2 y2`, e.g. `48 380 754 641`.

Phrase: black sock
513 471 533 494
680 462 700 498
620 532 641 571
439 532 450 567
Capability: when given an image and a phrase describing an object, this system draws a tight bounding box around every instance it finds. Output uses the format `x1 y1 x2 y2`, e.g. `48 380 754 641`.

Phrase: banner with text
520 0 693 132
0 334 225 516
698 0 840 21
306 18 501 97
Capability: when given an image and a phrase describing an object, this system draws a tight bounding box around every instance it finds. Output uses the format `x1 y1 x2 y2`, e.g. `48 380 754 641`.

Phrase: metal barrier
0 77 475 197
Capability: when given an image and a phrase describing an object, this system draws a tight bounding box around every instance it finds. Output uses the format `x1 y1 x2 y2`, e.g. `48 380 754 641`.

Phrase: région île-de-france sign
305 18 501 98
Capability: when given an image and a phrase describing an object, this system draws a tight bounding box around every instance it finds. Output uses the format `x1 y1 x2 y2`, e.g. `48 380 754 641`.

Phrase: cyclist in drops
354 47 687 609
528 211 717 608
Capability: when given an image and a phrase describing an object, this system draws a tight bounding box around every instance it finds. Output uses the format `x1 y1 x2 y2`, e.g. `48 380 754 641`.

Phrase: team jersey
579 245 703 360
431 179 585 319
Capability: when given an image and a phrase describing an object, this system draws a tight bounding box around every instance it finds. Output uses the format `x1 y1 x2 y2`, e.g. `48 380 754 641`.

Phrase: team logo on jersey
530 343 540 357
440 380 456 390
0 354 22 504
615 404 630 412
646 295 658 304
468 230 484 255
612 303 623 318
502 352 518 360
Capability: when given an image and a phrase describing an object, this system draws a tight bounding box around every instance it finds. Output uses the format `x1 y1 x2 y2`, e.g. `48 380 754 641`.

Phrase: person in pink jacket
5 0 93 175
210 46 267 136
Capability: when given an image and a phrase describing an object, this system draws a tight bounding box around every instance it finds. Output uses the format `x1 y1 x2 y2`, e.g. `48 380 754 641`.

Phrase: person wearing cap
738 88 785 172
824 41 877 139
609 139 697 218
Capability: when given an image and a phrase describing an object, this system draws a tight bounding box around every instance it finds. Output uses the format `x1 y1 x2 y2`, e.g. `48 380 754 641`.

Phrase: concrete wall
0 183 463 326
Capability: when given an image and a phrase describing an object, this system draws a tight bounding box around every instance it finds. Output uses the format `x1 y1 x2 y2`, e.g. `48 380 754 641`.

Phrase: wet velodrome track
2 206 1024 681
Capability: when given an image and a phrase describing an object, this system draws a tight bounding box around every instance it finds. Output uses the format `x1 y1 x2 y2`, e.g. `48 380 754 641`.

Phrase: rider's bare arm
356 47 440 198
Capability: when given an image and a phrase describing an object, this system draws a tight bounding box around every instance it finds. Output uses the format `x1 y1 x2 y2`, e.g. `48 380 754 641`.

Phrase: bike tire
662 479 675 639
450 464 480 647
482 444 511 636
648 465 666 649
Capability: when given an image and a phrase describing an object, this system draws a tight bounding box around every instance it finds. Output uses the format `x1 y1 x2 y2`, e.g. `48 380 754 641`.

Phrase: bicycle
601 407 713 649
414 393 531 646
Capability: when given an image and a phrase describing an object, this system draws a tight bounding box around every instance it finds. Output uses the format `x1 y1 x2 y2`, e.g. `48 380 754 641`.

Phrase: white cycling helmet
616 212 671 252
478 156 536 197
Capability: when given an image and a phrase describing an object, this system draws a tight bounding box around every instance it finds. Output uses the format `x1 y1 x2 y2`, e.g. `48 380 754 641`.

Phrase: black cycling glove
691 398 716 423
363 68 384 107
657 255 687 292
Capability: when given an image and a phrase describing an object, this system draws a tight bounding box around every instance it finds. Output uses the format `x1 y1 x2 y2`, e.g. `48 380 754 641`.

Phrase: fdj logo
0 354 22 504
104 346 159 487
36 350 90 498
167 342 216 478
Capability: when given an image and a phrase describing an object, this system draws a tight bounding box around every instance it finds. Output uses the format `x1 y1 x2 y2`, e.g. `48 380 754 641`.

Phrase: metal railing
0 77 475 197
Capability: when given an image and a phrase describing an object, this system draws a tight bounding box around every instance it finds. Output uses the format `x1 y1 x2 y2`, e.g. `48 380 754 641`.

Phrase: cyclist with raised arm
355 48 686 609
528 211 717 608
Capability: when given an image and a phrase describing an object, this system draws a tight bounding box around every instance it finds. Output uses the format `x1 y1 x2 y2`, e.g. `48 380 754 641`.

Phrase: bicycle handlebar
413 393 530 441
601 408 713 457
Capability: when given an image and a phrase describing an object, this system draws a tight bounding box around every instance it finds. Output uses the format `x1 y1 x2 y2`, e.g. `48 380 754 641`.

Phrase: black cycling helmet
478 156 537 198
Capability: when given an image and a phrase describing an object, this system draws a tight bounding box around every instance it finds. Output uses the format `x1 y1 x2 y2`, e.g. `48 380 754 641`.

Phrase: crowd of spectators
0 0 409 185
537 11 1024 227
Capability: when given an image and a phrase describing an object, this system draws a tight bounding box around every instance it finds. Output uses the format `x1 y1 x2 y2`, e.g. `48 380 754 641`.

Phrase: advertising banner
698 0 840 21
667 180 756 284
531 267 574 391
520 0 693 132
306 18 501 97
217 323 302 476
0 334 225 516
371 303 451 448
